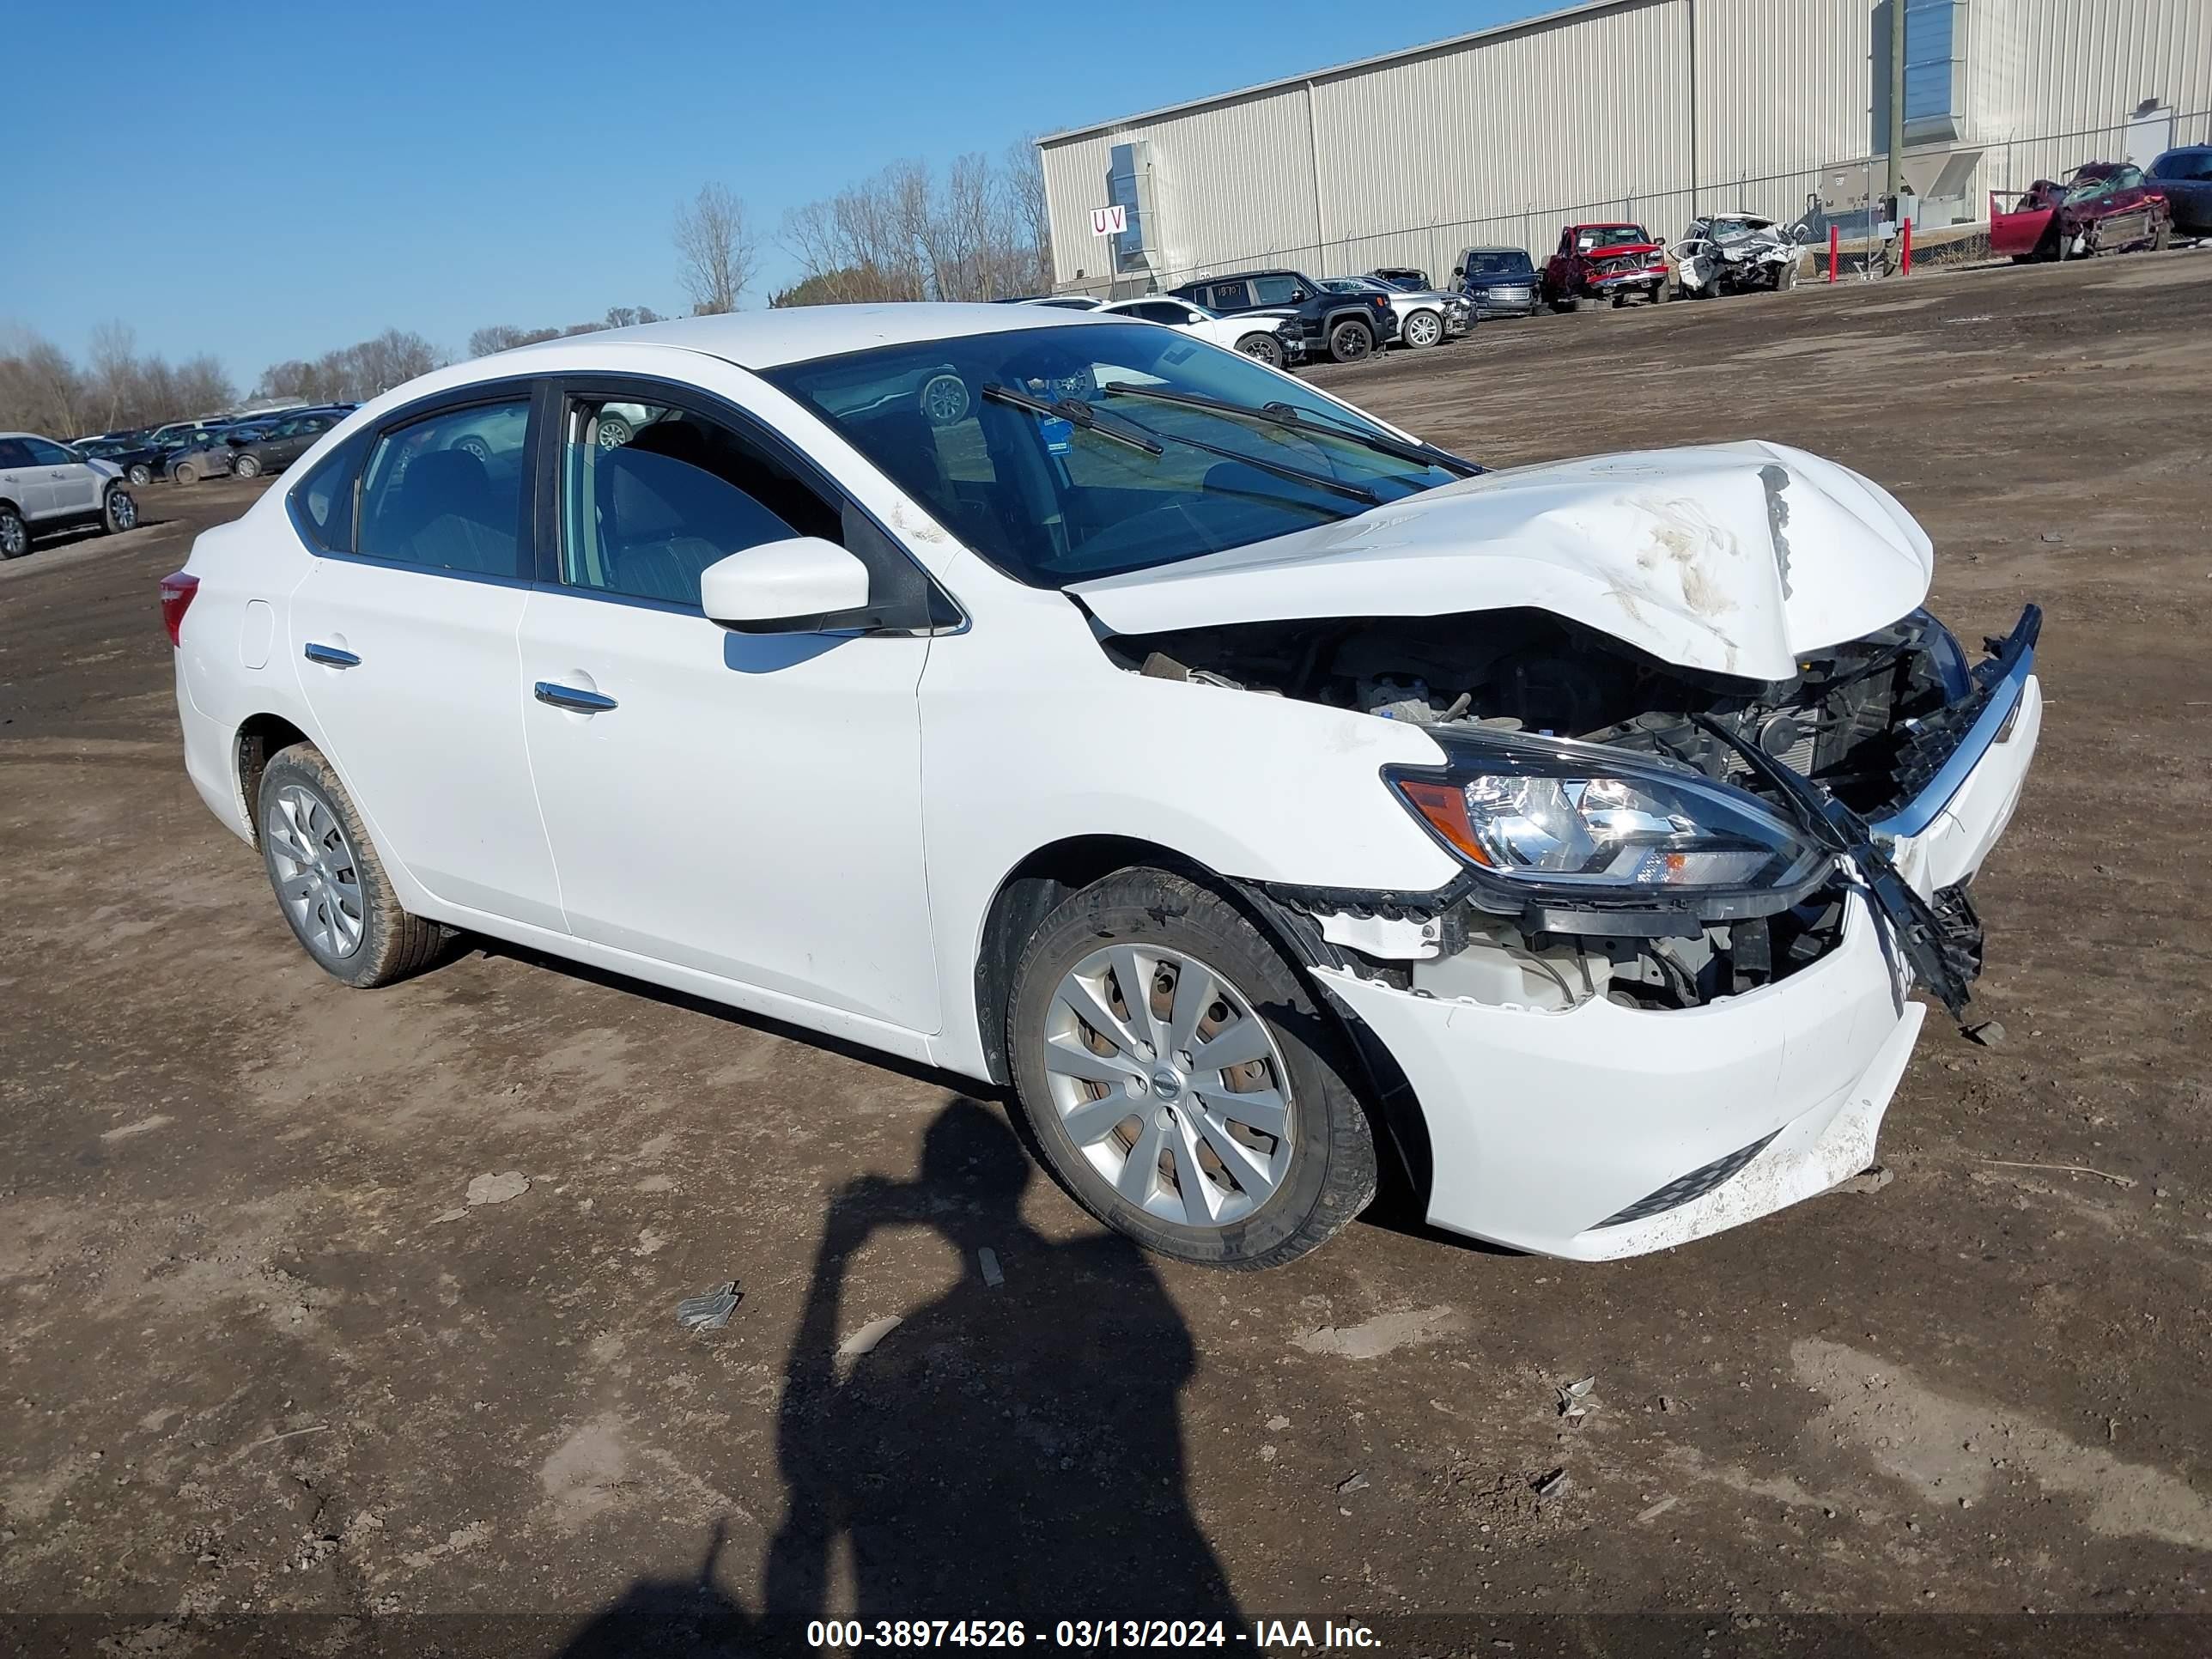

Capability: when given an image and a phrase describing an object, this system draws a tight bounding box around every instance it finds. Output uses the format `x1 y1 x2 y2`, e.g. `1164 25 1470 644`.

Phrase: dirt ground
3 253 2209 1658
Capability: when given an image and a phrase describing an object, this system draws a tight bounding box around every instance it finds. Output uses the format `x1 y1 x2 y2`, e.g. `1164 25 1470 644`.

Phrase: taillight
160 571 199 647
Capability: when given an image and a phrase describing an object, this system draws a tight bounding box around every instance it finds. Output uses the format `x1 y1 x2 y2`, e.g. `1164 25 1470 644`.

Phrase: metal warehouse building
1038 0 2212 295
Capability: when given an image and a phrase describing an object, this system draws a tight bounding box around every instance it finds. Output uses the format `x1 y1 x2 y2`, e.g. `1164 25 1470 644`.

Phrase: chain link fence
1077 110 2212 298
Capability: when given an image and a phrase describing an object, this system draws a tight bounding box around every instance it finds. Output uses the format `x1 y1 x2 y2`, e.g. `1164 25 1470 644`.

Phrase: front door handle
303 642 361 668
534 681 617 713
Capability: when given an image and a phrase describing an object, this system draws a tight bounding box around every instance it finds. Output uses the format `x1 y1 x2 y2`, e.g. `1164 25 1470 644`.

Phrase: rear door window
356 399 532 576
1206 280 1250 310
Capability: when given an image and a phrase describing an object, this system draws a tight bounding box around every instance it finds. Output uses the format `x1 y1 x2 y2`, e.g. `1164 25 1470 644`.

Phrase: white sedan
164 306 2040 1267
1094 295 1302 368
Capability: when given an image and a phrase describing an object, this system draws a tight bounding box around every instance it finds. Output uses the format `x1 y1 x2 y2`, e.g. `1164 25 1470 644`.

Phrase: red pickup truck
1541 222 1669 311
1990 161 2172 261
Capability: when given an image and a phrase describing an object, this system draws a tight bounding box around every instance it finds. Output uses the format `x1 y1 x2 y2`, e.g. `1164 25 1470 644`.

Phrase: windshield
1577 226 1647 249
765 322 1461 586
1463 251 1532 276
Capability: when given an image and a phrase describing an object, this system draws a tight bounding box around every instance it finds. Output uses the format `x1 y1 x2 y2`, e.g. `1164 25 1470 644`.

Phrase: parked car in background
149 416 240 447
1990 161 2172 260
2145 146 2212 238
226 410 348 479
1095 296 1304 368
0 431 138 556
163 306 2042 1268
1542 223 1668 310
86 435 174 487
1018 295 1107 311
1170 268 1398 363
1451 246 1541 318
72 428 151 450
165 434 240 484
1319 276 1472 350
1368 266 1433 291
1671 212 1806 299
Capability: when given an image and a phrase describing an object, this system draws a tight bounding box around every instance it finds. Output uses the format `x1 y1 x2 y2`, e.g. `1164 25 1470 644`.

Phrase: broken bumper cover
1589 266 1667 290
1320 614 2043 1261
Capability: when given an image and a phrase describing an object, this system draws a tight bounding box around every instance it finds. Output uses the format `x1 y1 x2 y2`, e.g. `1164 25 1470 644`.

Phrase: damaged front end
1112 600 2040 1033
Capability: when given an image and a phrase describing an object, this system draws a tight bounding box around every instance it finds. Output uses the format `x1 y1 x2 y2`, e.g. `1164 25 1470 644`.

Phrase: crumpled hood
1069 441 1935 682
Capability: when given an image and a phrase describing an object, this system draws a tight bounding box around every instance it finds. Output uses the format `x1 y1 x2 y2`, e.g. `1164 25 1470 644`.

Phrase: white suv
163 307 2041 1268
0 433 138 557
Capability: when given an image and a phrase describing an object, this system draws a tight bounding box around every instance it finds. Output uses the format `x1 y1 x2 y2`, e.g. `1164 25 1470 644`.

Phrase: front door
287 392 564 932
516 380 939 1032
23 437 97 515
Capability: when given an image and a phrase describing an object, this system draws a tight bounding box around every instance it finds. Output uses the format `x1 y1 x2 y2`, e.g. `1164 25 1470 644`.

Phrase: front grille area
1595 1130 1782 1229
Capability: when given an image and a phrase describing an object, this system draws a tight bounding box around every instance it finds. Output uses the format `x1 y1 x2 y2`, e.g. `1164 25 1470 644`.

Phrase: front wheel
101 486 137 535
258 744 452 988
127 463 153 487
0 504 27 560
231 453 263 479
1400 308 1443 349
1550 294 1579 313
1233 331 1283 369
1326 319 1375 363
1008 869 1377 1270
452 435 493 462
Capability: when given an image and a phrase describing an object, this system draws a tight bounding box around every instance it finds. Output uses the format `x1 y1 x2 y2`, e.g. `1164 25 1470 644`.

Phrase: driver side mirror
701 537 872 634
1451 266 1464 280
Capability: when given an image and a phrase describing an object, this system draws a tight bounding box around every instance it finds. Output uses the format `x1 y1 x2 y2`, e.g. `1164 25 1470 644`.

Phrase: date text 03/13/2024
805 1619 1382 1650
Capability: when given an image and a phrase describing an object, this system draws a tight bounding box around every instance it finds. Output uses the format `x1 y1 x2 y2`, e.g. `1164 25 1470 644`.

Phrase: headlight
1387 741 1826 894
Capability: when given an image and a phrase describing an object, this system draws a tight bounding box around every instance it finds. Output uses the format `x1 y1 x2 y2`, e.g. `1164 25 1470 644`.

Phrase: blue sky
10 0 1549 390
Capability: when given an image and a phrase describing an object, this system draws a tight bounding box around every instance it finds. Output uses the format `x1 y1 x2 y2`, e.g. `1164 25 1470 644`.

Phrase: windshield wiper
988 380 1380 507
981 383 1161 457
1097 381 1482 477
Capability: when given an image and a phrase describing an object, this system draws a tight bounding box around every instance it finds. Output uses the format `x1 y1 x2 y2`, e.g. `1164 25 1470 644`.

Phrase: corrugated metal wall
1040 0 2212 293
1974 0 2212 192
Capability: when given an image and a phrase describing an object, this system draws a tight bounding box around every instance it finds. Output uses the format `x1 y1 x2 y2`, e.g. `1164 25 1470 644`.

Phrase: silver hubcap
1043 945 1293 1228
266 784 366 960
597 422 629 449
236 458 258 476
1 516 23 556
110 492 136 529
1408 313 1439 344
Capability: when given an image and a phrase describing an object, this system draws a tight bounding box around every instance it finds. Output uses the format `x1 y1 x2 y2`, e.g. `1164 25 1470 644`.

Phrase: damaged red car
1541 222 1669 311
1990 161 2172 261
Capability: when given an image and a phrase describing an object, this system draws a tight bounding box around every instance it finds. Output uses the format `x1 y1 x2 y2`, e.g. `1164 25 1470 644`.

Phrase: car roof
490 302 1109 373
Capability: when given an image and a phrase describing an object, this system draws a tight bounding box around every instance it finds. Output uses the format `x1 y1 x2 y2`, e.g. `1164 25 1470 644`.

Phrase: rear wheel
1400 308 1443 349
232 452 263 479
257 744 450 988
1008 868 1377 1270
127 463 153 487
0 505 27 560
173 463 198 485
1326 318 1375 363
452 435 493 462
1233 331 1283 368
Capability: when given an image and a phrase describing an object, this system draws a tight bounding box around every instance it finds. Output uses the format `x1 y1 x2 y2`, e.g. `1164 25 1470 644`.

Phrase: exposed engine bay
1104 605 2009 1024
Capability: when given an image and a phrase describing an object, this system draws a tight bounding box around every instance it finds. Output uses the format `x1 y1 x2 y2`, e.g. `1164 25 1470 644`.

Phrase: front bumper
1322 616 2043 1261
1589 267 1667 292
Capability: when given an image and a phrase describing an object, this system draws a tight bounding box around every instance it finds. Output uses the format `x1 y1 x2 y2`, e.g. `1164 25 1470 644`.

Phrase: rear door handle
534 681 617 713
303 642 361 667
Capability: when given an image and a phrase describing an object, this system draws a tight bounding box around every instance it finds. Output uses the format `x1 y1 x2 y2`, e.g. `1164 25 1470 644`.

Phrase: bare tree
673 183 761 315
775 149 1053 307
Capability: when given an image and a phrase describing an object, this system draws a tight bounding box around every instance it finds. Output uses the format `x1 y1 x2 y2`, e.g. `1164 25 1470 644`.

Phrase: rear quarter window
290 439 363 553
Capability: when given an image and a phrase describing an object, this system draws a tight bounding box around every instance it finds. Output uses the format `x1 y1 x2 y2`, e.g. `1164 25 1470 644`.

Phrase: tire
1550 294 1579 313
232 453 263 479
0 504 27 560
127 464 153 487
1400 308 1443 349
920 372 971 428
1233 331 1283 369
2152 218 2171 252
257 744 450 988
101 486 137 536
173 463 198 485
452 435 493 462
596 415 634 449
1007 868 1378 1270
1326 318 1375 364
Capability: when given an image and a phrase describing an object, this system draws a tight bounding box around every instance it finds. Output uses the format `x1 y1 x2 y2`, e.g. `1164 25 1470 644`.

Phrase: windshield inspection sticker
1039 416 1073 455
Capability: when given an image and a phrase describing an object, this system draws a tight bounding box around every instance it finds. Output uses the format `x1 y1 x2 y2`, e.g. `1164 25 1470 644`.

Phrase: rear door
285 386 565 931
514 374 939 1030
0 438 46 517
